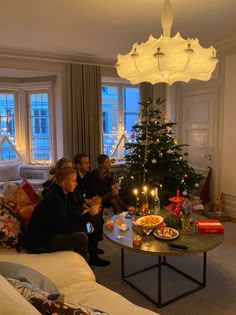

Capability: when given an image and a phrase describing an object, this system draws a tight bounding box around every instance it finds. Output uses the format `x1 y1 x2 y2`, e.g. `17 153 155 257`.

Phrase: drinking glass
142 226 153 247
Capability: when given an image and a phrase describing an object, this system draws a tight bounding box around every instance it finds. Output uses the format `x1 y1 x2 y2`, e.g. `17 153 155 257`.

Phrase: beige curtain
66 63 101 168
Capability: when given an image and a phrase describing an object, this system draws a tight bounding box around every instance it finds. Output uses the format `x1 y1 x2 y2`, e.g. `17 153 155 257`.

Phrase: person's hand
81 208 90 216
89 203 101 216
112 188 119 196
91 195 102 206
112 183 120 189
82 202 89 209
85 199 93 206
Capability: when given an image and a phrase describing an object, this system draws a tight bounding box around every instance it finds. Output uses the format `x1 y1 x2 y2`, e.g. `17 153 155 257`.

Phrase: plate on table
153 227 179 240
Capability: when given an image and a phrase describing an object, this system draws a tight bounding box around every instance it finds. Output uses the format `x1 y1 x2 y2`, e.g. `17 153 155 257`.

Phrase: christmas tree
120 97 203 205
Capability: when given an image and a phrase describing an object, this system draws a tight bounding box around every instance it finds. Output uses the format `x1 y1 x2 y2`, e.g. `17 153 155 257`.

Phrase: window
102 84 140 159
28 93 50 161
0 93 16 161
0 81 53 164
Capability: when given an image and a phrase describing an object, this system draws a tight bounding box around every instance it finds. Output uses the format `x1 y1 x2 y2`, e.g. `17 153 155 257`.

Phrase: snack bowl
136 215 164 230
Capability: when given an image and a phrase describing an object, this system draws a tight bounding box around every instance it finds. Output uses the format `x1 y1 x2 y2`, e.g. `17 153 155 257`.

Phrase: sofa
0 246 159 315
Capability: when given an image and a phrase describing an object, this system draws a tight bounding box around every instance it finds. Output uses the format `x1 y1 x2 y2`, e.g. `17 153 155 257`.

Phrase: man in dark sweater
73 153 106 259
24 167 110 266
73 153 93 199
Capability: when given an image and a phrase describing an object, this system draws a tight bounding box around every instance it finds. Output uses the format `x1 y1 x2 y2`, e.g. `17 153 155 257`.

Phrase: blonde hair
49 158 72 175
54 167 77 185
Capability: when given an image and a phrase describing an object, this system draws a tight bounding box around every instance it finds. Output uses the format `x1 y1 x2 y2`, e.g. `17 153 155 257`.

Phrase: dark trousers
42 232 88 261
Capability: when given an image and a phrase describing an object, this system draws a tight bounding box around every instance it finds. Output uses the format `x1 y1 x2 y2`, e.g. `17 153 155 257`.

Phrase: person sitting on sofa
42 158 73 197
90 154 128 214
73 153 106 257
74 153 93 199
25 166 110 267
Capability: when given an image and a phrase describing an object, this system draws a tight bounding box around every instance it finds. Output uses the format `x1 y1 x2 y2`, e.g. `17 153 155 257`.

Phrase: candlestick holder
168 196 186 218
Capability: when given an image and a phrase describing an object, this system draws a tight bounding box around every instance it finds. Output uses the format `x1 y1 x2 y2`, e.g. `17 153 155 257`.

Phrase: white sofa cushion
0 247 95 288
62 281 158 315
0 274 40 315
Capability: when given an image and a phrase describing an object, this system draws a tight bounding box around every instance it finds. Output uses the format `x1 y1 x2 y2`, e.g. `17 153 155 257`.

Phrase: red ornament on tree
184 152 188 156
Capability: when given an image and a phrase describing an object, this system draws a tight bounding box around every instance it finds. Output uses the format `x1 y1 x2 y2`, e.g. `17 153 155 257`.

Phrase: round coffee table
103 213 224 308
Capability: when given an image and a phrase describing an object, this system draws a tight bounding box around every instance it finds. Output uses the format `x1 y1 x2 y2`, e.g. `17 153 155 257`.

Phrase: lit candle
151 190 154 197
143 186 147 194
160 184 163 189
133 189 138 196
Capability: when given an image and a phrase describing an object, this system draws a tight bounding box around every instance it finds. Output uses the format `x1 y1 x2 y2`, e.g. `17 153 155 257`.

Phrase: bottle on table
153 187 161 215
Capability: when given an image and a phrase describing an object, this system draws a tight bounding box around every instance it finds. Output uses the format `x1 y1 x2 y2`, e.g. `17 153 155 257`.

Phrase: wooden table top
103 213 224 257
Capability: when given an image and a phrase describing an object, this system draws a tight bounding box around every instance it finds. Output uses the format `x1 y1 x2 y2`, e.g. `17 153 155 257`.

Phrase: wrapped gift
195 219 224 234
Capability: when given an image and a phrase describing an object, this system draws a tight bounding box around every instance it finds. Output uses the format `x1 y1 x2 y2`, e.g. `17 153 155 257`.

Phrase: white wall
220 54 236 217
221 54 236 195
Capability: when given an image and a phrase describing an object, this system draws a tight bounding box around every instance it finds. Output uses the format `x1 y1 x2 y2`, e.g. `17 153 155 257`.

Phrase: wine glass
142 226 153 247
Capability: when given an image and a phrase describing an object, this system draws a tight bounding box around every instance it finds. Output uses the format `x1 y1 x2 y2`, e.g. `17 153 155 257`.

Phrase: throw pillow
0 163 22 181
0 202 24 251
6 276 109 315
18 203 36 228
29 297 109 315
0 262 59 294
3 181 18 196
20 178 38 204
13 185 33 210
0 195 17 212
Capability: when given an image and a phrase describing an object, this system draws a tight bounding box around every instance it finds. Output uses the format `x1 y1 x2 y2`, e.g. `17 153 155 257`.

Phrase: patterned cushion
0 202 24 251
0 195 17 212
7 278 109 315
29 297 109 315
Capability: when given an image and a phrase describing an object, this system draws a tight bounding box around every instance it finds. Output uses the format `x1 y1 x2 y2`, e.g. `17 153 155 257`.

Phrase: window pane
0 93 17 161
29 93 50 161
123 87 139 111
102 85 140 158
123 87 139 135
102 86 119 156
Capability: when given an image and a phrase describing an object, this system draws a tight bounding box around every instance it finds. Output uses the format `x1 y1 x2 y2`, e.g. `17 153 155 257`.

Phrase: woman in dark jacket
90 154 128 214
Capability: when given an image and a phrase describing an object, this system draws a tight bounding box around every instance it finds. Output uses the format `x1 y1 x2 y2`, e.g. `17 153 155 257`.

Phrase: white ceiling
0 0 236 66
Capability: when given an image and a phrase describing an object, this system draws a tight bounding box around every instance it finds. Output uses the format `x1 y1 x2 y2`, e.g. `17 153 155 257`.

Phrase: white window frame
0 78 55 164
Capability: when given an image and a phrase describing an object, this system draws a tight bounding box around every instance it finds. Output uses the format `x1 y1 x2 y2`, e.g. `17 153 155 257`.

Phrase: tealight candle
133 235 142 246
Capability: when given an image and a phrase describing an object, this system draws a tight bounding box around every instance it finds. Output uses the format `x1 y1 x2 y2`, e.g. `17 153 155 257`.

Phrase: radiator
20 166 49 181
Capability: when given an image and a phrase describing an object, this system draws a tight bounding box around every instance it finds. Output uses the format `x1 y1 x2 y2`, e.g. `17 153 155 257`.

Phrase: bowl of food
136 215 164 230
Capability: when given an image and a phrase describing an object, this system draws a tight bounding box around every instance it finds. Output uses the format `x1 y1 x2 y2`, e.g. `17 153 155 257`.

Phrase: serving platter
136 215 164 228
153 227 179 240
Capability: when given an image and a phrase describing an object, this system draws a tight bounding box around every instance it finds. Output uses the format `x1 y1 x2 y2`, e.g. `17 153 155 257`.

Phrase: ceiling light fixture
116 0 218 85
